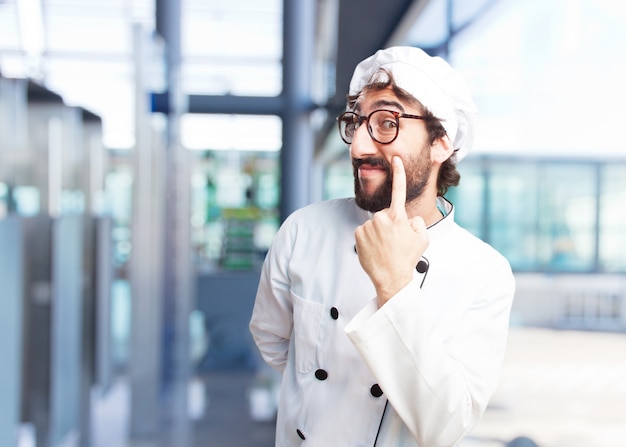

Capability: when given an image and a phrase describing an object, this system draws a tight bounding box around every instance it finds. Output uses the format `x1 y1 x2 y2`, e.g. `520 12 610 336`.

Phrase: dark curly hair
346 69 460 196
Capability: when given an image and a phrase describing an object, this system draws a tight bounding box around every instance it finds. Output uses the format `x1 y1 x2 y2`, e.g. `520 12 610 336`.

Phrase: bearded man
250 46 515 447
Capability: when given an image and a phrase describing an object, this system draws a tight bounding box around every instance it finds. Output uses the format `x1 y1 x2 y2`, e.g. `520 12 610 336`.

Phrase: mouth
358 167 385 183
353 157 389 178
354 157 389 170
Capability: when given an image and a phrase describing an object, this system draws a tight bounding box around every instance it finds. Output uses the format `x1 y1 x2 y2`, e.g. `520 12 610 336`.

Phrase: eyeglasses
336 109 427 145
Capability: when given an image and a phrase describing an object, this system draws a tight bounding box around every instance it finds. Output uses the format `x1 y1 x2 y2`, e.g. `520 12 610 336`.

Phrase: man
249 46 515 446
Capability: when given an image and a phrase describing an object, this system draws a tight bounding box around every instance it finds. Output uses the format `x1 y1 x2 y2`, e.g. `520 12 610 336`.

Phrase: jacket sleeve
345 258 515 447
249 220 294 374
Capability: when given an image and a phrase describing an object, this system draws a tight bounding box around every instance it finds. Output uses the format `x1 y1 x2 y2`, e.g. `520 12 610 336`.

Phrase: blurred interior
1 0 625 446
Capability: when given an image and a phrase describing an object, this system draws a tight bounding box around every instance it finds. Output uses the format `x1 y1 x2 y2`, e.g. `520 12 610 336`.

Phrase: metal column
158 0 194 444
0 217 24 447
129 24 164 439
280 0 317 220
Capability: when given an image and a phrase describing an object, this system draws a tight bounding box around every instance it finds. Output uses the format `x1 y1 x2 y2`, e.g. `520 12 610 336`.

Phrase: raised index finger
390 156 407 215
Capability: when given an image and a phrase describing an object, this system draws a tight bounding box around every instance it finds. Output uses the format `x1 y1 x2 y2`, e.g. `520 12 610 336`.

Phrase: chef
249 46 515 447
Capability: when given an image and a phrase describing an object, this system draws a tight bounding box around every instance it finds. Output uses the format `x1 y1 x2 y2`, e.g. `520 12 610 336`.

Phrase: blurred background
1 0 625 446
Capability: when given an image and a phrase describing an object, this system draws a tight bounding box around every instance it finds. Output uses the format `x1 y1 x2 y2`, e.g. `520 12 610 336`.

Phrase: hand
354 156 429 306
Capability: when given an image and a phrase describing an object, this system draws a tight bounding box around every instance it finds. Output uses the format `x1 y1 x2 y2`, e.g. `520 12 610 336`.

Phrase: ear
431 135 454 164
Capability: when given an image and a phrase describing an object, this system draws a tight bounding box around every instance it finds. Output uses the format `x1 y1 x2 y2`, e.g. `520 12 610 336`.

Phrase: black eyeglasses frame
336 109 428 145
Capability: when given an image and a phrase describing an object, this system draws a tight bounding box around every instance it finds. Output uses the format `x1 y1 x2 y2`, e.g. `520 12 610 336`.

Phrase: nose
349 122 379 159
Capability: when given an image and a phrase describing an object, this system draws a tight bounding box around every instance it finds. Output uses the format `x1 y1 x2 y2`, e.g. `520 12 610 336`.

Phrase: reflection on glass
600 164 626 272
191 150 280 271
12 185 40 216
449 157 626 273
536 163 596 272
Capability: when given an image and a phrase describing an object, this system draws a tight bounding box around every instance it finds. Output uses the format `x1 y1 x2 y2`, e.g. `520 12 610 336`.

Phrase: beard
353 150 432 213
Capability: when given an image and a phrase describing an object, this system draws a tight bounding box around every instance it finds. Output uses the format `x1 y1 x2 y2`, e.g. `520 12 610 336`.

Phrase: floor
90 327 626 447
193 371 276 447
91 370 276 447
462 327 626 447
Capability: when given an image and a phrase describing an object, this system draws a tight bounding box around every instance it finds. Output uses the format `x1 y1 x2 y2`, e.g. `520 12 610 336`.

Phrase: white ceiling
0 0 283 149
3 0 626 157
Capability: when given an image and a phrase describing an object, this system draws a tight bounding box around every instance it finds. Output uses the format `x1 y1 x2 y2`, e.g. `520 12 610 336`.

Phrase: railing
512 274 626 332
558 288 625 331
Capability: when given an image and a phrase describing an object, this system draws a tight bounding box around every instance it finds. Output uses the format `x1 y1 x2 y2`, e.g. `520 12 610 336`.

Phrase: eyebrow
354 99 406 114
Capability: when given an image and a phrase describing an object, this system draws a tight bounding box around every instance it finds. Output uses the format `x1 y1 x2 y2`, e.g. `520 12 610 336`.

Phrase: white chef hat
348 46 478 161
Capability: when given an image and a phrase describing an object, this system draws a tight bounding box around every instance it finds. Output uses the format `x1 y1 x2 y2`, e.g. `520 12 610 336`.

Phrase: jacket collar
427 196 455 239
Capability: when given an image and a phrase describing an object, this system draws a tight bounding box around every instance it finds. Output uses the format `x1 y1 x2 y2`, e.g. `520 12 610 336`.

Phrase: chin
354 191 391 213
354 177 392 212
357 184 380 198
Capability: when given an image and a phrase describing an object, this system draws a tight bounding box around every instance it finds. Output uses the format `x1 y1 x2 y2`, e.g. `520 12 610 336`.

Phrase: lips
353 157 388 169
358 164 385 176
353 157 389 178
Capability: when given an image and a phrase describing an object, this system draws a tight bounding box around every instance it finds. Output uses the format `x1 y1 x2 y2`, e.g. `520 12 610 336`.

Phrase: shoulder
289 197 357 215
429 222 515 301
283 197 363 228
439 221 512 273
268 198 362 259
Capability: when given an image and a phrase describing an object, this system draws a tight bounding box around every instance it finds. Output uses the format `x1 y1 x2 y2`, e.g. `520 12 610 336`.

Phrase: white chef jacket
249 197 515 447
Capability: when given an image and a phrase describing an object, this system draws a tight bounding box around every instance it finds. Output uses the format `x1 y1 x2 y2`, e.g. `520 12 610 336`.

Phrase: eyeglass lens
338 110 399 144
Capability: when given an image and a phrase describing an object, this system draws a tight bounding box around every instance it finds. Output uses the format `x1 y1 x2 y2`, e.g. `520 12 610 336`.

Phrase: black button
416 260 428 273
330 307 339 320
315 369 328 380
296 429 306 440
370 384 383 397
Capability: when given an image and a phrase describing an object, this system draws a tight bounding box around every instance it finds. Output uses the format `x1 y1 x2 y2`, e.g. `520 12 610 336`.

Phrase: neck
405 192 444 227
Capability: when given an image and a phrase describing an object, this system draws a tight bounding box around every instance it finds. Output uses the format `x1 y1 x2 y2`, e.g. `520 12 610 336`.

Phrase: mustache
352 157 391 171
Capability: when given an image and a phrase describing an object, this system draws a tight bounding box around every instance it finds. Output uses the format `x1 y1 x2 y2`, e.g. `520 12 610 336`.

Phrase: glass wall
449 156 625 273
324 155 626 274
599 163 626 272
190 149 280 271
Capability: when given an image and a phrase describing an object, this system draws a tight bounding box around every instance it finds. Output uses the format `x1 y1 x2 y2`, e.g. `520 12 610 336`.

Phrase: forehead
353 87 420 114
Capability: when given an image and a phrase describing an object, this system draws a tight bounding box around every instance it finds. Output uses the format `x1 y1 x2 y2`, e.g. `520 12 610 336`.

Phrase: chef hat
349 46 478 161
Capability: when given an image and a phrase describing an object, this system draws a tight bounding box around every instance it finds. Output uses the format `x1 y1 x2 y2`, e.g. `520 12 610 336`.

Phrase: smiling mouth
354 158 389 180
353 157 389 170
358 165 385 177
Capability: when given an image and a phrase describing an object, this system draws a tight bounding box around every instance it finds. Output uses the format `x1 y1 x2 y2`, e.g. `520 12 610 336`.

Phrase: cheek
386 143 424 167
405 145 433 172
380 145 404 163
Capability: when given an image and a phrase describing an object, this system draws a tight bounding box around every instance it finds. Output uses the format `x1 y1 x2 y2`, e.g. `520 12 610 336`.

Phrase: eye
340 114 360 136
370 110 398 131
371 111 398 133
380 118 397 130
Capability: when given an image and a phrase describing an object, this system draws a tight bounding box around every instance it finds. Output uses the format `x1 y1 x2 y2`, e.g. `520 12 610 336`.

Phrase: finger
390 156 407 215
409 216 426 233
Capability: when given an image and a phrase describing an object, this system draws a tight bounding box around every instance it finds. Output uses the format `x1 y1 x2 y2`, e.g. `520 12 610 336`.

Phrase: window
451 157 624 273
536 163 597 272
599 163 626 272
